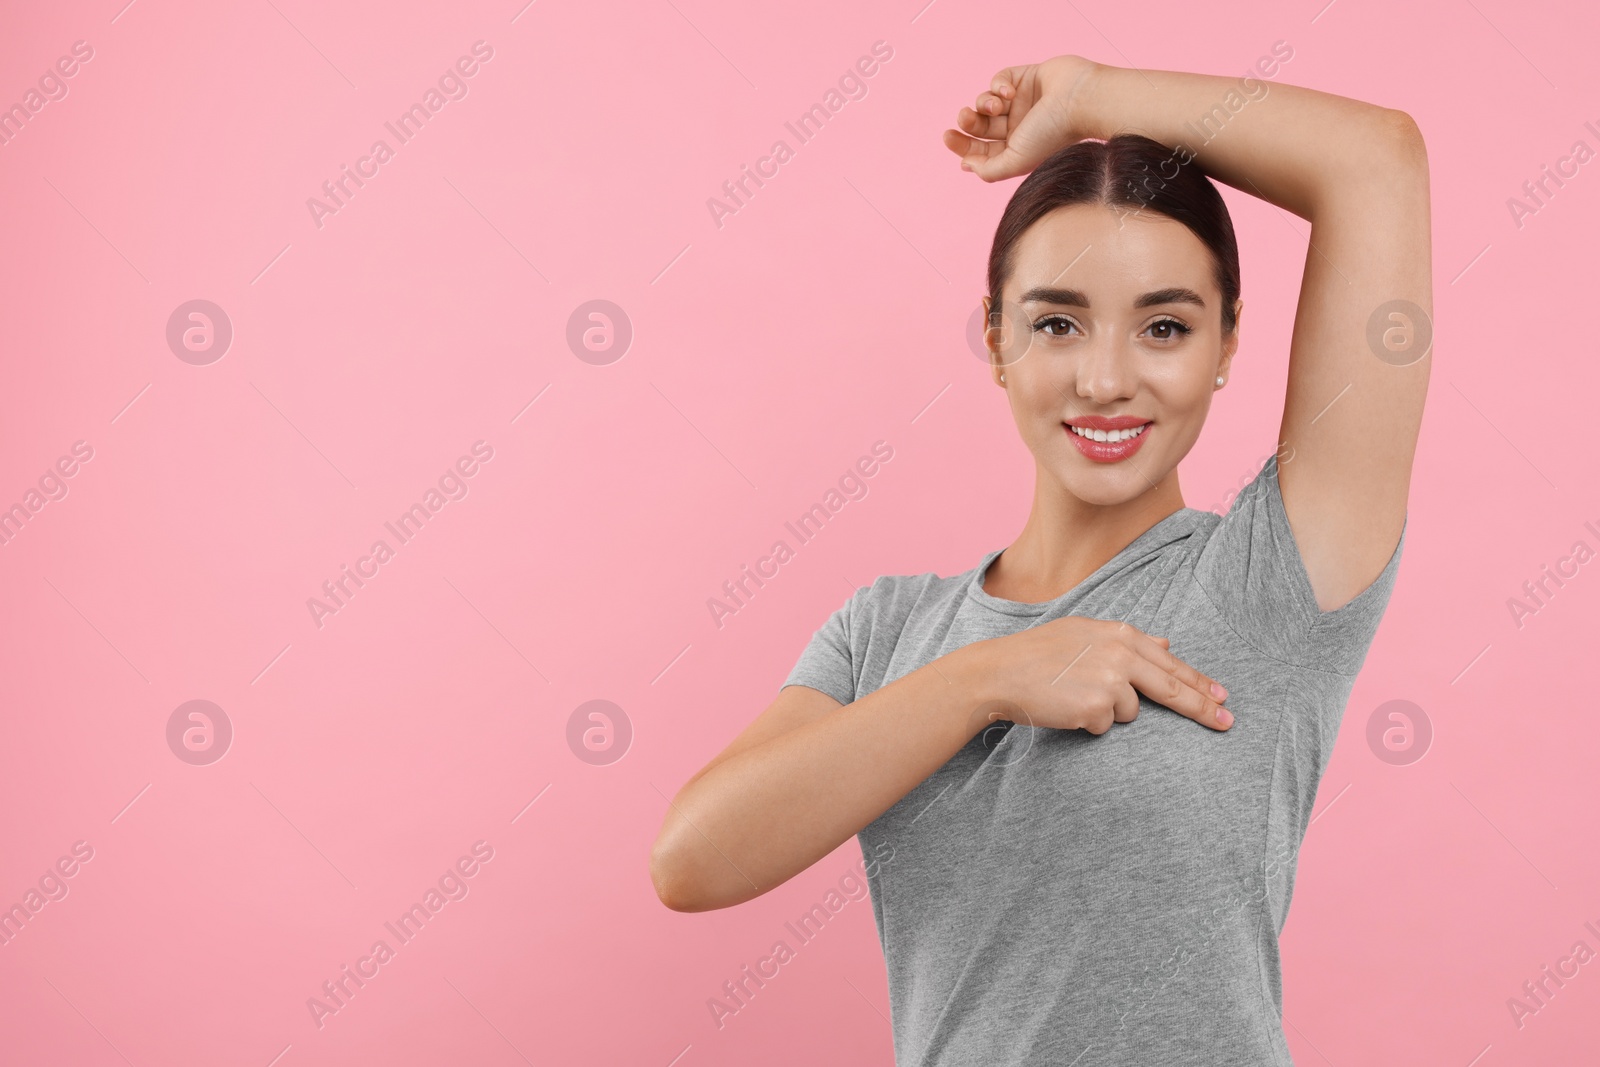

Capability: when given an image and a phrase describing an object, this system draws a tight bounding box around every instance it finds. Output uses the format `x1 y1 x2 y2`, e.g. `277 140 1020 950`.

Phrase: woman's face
984 202 1242 507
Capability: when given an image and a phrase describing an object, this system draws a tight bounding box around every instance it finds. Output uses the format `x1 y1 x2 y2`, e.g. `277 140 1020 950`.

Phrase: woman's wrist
1068 60 1172 146
935 638 1014 736
1057 55 1109 141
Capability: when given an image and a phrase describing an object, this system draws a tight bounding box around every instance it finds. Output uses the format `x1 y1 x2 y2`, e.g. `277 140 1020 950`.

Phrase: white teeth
1070 424 1148 443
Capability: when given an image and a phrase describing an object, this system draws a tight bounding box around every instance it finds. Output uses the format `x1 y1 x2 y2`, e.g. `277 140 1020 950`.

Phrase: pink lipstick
1065 415 1151 464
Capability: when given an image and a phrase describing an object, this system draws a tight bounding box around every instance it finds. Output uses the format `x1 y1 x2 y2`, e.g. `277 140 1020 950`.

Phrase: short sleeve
780 586 863 706
1191 453 1407 673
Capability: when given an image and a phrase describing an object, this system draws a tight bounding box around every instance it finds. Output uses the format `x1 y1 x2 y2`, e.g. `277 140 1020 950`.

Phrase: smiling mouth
1063 420 1153 464
1066 423 1150 443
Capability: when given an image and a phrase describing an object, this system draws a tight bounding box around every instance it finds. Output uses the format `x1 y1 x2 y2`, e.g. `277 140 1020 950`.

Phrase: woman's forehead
1007 206 1218 300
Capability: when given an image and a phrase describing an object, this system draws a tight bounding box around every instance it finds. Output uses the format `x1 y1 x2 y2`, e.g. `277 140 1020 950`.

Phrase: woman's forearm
651 644 999 912
1075 62 1426 219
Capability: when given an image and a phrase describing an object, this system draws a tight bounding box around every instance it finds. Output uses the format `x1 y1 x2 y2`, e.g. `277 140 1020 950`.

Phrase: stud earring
1215 376 1225 386
1000 373 1006 383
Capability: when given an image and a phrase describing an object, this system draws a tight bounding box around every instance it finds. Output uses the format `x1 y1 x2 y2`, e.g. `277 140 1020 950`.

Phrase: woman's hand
969 616 1234 734
943 55 1102 182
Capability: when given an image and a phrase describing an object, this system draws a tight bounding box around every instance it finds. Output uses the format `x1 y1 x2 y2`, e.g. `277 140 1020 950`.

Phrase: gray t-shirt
782 454 1406 1066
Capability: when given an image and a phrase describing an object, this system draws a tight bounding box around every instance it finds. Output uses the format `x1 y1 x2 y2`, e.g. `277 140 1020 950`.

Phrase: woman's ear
982 296 1006 385
1217 298 1244 381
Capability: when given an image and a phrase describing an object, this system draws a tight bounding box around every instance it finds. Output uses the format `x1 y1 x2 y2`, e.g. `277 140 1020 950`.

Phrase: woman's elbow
650 843 698 912
650 830 727 913
1379 107 1429 173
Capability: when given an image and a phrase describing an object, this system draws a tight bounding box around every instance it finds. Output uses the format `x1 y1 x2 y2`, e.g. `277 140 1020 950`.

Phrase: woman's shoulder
848 556 991 620
1183 453 1406 674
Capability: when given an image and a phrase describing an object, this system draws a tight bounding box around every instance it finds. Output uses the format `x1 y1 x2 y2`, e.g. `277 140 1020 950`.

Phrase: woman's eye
1147 318 1193 341
1032 316 1077 337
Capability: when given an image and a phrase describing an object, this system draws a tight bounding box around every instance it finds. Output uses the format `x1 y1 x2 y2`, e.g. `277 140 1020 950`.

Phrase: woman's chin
1053 469 1159 508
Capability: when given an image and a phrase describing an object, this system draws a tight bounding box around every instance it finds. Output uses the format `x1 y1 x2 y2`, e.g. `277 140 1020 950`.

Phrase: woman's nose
1075 340 1138 401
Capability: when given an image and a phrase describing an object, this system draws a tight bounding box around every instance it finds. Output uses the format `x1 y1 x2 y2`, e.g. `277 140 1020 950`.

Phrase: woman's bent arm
649 645 996 913
955 58 1429 611
650 616 1232 912
1075 65 1430 613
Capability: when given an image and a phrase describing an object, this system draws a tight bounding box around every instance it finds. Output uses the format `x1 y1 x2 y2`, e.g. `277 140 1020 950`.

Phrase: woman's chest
863 586 1292 898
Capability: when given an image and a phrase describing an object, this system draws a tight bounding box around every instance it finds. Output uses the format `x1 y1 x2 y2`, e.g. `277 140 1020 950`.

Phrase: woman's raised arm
948 57 1430 613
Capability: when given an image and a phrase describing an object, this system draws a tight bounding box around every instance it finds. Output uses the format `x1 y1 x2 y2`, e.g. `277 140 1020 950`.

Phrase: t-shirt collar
965 508 1209 617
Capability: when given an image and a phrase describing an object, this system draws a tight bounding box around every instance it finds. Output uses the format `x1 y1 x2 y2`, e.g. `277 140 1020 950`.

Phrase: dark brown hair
986 133 1241 335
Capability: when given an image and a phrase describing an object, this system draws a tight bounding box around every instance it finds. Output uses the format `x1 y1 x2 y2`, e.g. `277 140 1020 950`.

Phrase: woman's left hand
943 55 1101 182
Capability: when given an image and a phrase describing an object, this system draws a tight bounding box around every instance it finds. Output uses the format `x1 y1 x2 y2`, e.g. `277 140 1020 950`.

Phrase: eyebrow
1017 286 1207 310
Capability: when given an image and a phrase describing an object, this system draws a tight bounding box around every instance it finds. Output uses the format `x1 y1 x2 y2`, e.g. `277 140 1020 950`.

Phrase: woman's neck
983 467 1187 603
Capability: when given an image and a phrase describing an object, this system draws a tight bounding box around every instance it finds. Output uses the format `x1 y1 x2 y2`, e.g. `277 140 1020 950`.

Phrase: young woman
652 54 1430 1065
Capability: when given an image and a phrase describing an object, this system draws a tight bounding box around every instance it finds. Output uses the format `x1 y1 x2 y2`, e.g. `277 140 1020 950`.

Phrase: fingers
1115 634 1232 731
945 75 1016 160
1175 651 1228 706
1120 620 1228 723
942 128 1016 174
988 67 1022 101
973 91 1008 117
1111 682 1141 725
940 129 980 169
958 139 1032 180
1128 629 1227 705
1125 654 1231 731
957 105 1009 140
945 68 1037 182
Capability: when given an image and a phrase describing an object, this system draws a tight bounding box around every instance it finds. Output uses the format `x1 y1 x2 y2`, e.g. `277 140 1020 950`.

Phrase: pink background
1 0 1596 1063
